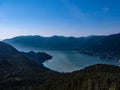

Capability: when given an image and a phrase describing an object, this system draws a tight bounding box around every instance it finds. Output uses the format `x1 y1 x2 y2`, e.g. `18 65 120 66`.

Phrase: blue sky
0 0 120 39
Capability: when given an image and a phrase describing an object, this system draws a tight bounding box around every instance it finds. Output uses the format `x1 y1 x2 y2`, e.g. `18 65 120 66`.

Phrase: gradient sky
0 0 120 39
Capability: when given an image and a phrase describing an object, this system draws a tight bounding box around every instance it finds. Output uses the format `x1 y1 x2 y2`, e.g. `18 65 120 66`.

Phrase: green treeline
1 64 120 90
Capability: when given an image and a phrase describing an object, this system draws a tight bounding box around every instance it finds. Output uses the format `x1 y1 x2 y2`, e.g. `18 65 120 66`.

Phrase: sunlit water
43 51 117 72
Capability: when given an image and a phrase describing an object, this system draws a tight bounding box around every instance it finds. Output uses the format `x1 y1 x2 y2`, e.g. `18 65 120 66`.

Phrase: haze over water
43 51 117 72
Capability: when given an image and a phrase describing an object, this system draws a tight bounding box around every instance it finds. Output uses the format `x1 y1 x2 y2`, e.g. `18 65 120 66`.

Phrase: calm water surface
43 51 117 72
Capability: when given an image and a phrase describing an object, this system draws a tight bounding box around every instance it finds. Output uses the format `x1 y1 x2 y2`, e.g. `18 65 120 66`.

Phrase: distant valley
4 33 120 61
0 40 120 90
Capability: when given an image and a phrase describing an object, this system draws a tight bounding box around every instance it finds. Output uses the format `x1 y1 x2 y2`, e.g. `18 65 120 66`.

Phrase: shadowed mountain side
1 64 120 90
0 41 58 87
39 64 120 90
21 51 52 64
4 33 120 60
79 33 120 60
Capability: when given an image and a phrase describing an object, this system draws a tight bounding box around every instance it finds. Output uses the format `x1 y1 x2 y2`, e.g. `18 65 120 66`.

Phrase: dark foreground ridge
0 41 59 90
1 64 120 90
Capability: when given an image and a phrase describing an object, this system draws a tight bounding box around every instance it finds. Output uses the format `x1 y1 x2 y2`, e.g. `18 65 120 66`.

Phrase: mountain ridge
4 33 120 60
0 41 58 85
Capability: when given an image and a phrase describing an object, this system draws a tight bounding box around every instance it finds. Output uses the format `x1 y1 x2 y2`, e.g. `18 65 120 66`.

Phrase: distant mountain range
4 33 120 60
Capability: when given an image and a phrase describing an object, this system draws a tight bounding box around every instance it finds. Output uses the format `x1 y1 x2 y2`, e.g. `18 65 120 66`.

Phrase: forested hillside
1 64 120 90
4 33 120 60
0 41 59 90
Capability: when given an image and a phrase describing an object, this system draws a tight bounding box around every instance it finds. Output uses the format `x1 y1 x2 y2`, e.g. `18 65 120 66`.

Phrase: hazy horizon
1 32 120 41
0 0 120 39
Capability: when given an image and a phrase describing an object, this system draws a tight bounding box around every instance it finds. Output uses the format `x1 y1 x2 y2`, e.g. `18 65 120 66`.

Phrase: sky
0 0 120 39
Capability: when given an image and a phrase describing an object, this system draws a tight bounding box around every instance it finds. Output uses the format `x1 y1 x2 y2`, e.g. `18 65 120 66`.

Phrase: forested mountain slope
4 33 120 60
